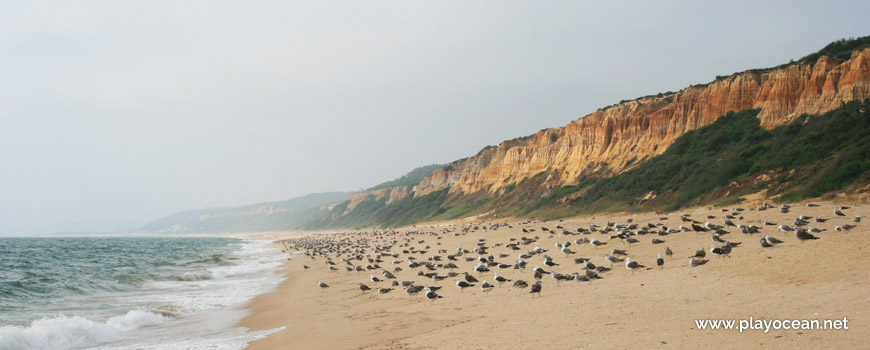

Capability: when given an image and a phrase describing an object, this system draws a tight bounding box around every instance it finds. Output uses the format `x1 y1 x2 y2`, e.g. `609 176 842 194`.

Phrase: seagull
551 272 569 286
665 246 673 259
561 245 575 255
778 225 794 234
318 280 329 289
689 256 708 267
456 278 474 292
835 209 846 216
721 243 733 257
583 260 596 271
611 249 628 256
529 281 542 297
463 271 479 283
604 254 623 267
836 225 856 232
481 281 495 294
763 235 784 246
585 269 601 282
710 245 727 259
625 257 645 275
590 239 607 247
533 265 550 275
794 229 820 243
693 247 706 258
494 272 511 286
370 274 382 283
359 283 372 292
425 289 443 305
382 270 396 279
651 238 665 244
405 285 424 298
377 287 394 294
657 254 664 269
572 272 589 283
474 263 490 274
512 280 529 290
855 216 861 223
543 256 559 267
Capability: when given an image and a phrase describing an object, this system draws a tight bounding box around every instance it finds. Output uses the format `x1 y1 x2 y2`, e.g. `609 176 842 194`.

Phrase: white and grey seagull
625 257 645 275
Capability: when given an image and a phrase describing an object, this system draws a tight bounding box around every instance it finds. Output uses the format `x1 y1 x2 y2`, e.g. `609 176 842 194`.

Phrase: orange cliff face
411 49 870 197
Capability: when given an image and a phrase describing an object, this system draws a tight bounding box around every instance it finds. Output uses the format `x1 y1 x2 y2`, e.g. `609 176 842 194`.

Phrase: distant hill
141 192 349 233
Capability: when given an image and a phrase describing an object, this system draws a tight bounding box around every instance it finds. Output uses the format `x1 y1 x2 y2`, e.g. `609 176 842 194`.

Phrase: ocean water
0 237 288 350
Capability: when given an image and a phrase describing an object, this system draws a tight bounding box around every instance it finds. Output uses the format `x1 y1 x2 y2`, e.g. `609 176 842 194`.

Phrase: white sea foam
0 238 288 350
137 239 287 315
0 310 167 350
93 326 286 350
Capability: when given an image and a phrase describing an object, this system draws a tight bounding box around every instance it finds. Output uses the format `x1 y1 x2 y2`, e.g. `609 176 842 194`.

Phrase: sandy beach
238 201 870 349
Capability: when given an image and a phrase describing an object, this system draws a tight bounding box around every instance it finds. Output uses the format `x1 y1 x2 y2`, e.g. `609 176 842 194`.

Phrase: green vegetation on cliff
312 99 870 227
558 99 870 213
368 164 444 191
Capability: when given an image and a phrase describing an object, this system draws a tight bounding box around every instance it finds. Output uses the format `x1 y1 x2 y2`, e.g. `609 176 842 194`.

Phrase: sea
0 236 289 350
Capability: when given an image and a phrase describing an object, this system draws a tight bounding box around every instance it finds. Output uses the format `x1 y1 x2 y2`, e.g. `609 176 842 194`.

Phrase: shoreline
237 202 870 349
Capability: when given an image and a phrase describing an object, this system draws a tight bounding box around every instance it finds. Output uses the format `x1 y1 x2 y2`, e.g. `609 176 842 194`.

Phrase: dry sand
238 202 870 349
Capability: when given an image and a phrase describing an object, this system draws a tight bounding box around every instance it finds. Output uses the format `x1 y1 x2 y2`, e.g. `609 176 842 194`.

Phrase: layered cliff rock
411 48 870 197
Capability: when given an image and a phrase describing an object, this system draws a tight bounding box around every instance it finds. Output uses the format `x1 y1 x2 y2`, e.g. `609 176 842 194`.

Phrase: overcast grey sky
1 1 867 235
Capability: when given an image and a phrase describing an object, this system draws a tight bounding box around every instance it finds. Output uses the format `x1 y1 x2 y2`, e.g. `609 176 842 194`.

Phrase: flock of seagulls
274 202 862 305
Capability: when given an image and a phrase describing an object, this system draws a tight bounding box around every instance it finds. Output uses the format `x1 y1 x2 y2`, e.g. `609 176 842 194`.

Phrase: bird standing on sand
689 256 708 267
494 272 511 286
794 229 820 243
551 272 568 286
370 274 382 283
359 283 371 292
405 285 424 298
456 278 474 292
604 254 623 268
513 280 529 291
625 257 645 275
481 281 495 294
665 247 673 259
657 254 664 269
463 271 479 283
836 225 855 232
762 235 784 247
530 281 542 297
694 248 706 258
533 265 550 275
425 289 443 305
591 239 607 247
318 280 329 289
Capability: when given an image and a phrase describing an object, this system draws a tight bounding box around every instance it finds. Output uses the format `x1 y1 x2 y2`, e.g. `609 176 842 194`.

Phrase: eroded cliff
411 49 870 197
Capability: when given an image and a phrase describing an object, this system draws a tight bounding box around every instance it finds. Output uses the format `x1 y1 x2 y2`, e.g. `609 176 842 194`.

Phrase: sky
1 1 868 235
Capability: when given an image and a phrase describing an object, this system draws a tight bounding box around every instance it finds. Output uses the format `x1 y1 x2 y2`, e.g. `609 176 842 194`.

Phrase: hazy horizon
2 1 869 235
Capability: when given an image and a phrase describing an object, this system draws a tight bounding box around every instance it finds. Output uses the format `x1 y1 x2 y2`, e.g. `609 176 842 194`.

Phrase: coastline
238 203 870 349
